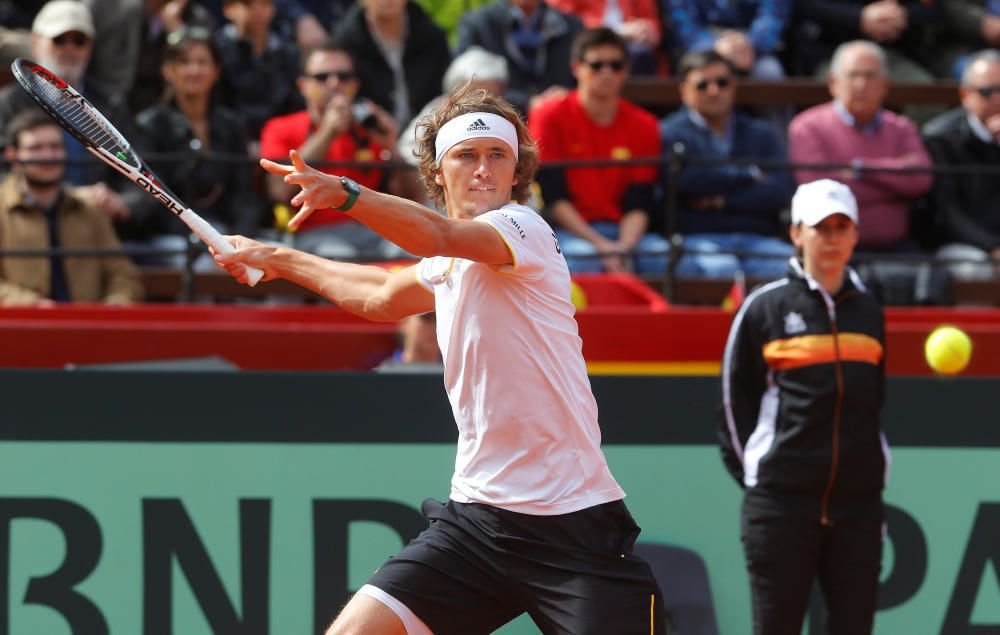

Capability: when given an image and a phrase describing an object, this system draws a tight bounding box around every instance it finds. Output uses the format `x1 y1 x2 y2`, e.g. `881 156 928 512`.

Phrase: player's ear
434 171 443 186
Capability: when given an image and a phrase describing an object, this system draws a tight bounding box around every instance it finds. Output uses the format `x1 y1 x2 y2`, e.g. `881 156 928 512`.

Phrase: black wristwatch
335 176 360 212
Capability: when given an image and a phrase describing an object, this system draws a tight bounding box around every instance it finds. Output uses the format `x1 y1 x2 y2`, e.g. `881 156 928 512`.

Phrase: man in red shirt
529 27 669 274
260 42 422 259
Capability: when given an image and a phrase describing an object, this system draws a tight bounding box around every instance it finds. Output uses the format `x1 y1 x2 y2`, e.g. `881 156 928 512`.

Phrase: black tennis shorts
365 498 664 634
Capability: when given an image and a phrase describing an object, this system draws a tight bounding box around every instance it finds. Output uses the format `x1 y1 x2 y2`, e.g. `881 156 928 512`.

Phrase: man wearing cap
720 178 887 635
215 82 665 635
0 0 134 227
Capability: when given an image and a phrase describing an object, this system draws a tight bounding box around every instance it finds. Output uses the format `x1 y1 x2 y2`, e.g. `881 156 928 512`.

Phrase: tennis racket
10 58 264 286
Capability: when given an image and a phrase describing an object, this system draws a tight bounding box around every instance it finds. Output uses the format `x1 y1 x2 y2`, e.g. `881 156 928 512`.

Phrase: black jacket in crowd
125 99 263 241
790 0 939 75
455 0 582 116
922 107 1000 252
215 24 304 140
720 259 887 522
332 2 450 124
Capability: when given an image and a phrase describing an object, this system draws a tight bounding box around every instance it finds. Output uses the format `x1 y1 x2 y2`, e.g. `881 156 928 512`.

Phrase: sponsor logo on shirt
784 311 807 334
497 212 526 240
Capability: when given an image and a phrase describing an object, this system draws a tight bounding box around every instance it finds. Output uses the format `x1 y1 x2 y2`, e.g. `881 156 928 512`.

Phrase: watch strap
335 177 359 212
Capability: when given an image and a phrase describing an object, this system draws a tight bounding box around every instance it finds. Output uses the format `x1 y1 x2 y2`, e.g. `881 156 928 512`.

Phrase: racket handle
180 209 265 287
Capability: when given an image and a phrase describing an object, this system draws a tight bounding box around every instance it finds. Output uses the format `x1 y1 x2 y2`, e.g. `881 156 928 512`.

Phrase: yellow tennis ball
570 280 588 310
925 326 972 375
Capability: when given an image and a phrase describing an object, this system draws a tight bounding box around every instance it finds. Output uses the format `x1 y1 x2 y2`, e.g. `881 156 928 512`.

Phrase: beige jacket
0 175 143 305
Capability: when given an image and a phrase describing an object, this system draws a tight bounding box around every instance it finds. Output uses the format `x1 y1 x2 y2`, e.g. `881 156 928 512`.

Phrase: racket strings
28 72 133 160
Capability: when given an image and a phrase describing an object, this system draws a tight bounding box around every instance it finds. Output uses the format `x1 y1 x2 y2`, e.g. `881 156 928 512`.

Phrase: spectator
259 42 422 260
456 0 583 116
414 0 494 47
788 0 938 82
331 0 451 128
0 0 133 225
0 0 47 75
548 0 664 75
529 27 669 274
0 110 143 306
127 30 265 265
663 0 792 80
721 179 886 635
375 312 444 373
660 50 794 279
938 1 1000 79
83 0 144 96
789 40 932 253
200 0 331 49
129 0 215 115
214 0 303 142
923 50 1000 280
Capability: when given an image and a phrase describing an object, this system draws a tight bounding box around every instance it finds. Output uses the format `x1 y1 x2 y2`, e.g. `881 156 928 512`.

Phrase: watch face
342 177 360 194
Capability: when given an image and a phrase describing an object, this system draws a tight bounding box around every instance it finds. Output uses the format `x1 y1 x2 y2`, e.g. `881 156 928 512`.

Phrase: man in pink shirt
789 40 933 252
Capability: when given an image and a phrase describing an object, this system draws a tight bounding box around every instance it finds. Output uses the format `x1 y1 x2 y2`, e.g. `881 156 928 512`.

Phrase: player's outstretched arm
213 236 433 321
260 151 513 266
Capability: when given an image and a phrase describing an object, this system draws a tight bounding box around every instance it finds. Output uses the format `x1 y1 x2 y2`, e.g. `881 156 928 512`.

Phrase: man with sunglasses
0 0 135 226
923 49 1000 281
529 27 669 274
660 50 794 280
260 42 422 260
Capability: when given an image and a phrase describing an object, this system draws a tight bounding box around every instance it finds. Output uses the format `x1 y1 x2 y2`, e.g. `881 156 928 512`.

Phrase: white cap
791 179 859 226
32 0 96 39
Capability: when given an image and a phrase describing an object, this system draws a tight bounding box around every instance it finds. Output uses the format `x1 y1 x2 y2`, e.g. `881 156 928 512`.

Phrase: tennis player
215 83 664 634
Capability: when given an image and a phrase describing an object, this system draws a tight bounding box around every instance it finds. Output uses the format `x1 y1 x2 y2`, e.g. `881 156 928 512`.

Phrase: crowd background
0 0 997 308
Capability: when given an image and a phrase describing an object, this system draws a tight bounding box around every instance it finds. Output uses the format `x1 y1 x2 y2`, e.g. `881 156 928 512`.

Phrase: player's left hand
260 150 350 230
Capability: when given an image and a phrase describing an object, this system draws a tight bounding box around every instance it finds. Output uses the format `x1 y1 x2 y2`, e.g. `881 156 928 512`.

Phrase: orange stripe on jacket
763 333 883 371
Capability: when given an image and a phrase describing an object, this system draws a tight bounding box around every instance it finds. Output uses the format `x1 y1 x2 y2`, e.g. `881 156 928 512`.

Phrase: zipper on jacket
819 296 847 527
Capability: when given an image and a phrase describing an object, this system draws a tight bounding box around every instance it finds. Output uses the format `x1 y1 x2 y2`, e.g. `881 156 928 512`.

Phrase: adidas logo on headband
435 112 519 163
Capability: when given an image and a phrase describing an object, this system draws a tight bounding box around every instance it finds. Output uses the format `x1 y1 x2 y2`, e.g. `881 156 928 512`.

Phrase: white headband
434 112 519 163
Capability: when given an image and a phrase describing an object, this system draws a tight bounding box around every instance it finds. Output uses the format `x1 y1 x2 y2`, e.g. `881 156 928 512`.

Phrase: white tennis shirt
416 204 625 515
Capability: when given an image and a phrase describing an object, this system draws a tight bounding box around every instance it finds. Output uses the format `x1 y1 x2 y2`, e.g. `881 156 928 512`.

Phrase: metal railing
1 150 996 304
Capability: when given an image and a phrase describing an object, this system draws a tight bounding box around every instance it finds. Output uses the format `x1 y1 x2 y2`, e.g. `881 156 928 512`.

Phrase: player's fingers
289 149 309 172
260 158 292 175
288 204 313 230
213 248 245 265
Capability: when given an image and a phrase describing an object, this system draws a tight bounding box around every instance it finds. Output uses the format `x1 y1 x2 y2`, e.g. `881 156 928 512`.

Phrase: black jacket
922 107 1000 251
720 259 887 519
126 100 263 240
791 0 938 75
332 2 450 124
455 0 581 115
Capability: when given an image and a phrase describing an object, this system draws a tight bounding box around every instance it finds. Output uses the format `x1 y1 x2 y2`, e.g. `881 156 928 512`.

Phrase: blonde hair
416 81 538 208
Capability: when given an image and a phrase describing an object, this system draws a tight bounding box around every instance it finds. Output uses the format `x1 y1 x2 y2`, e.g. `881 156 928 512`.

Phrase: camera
350 102 379 130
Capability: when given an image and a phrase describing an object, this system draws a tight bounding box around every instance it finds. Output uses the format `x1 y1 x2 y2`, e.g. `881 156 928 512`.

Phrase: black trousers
741 489 883 635
366 498 664 635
